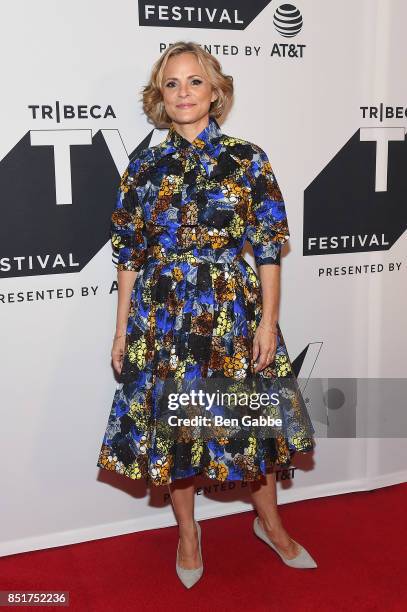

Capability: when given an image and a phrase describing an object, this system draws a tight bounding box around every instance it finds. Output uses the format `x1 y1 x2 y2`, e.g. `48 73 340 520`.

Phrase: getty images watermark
165 388 283 428
155 374 315 443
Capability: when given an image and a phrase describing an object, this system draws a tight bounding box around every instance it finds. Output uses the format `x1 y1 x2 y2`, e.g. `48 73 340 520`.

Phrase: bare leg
168 476 201 569
249 469 300 559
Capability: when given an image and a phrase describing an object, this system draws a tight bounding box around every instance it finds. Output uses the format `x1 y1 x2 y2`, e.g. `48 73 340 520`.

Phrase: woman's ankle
259 513 283 534
178 520 197 535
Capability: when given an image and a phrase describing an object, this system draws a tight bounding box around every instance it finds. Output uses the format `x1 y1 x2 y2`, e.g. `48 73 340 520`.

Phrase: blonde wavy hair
141 41 234 128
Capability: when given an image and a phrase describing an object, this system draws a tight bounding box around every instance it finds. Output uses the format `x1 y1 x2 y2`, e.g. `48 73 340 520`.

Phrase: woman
97 41 317 588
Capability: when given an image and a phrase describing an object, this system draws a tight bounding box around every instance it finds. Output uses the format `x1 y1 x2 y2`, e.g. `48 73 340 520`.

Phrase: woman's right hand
111 334 126 375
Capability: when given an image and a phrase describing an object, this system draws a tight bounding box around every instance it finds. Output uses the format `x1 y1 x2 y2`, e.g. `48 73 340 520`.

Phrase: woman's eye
164 79 202 87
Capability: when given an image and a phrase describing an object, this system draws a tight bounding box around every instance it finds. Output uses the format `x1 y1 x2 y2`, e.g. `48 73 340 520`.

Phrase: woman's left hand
252 321 278 373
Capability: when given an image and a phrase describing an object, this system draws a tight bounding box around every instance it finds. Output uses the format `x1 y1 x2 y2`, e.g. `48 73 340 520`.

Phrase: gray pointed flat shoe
253 516 318 569
176 520 203 588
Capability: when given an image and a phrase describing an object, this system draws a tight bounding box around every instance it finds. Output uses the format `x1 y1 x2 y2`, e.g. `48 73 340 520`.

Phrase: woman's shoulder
220 130 269 164
126 144 157 174
126 135 183 175
218 132 271 180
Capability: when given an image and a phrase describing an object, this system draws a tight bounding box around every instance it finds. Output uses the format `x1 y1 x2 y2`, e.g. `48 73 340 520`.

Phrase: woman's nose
178 84 190 96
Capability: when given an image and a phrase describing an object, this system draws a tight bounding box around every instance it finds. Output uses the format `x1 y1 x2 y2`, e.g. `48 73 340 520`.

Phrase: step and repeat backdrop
1 0 406 556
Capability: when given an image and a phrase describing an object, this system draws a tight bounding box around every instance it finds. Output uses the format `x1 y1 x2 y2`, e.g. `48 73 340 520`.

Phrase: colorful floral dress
96 116 315 485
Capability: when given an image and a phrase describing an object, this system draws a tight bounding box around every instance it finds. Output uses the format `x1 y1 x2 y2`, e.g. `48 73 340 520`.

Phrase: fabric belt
146 246 242 267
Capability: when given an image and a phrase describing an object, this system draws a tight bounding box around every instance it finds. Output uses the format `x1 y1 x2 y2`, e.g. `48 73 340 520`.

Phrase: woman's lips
177 103 195 108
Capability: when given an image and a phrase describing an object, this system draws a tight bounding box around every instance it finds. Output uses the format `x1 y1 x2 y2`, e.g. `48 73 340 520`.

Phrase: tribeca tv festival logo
139 1 302 35
0 101 155 279
303 107 407 258
138 0 273 29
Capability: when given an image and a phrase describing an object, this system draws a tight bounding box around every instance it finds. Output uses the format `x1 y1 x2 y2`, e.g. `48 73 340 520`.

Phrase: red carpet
1 483 406 612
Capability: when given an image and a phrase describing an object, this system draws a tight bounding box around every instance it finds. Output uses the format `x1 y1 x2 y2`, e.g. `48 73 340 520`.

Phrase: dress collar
162 116 223 158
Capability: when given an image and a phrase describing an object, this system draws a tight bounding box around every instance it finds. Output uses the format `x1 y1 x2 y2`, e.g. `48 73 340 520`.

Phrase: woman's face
161 52 218 126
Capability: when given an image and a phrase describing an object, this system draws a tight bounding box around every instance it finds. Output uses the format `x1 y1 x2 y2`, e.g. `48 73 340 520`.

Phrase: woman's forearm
257 264 281 326
115 270 138 335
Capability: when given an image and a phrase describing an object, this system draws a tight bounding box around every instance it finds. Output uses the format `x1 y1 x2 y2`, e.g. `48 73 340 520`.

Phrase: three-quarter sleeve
246 146 290 266
111 162 148 272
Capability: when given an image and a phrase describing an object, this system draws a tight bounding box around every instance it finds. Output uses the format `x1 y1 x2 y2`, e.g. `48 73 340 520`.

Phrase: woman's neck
171 115 210 143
